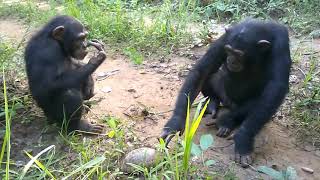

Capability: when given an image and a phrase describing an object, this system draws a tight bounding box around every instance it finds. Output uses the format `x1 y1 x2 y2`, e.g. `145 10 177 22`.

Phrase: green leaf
205 160 216 167
200 134 214 151
257 166 284 180
286 166 297 180
189 99 210 139
191 143 202 156
193 98 204 121
107 118 117 129
107 130 115 138
19 145 56 180
25 151 56 179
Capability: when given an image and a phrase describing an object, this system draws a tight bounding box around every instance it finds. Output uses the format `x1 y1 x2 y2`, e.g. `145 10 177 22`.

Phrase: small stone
289 75 298 83
15 161 24 167
139 70 147 74
127 142 134 147
315 150 320 157
128 88 136 93
301 167 314 174
101 86 112 93
304 145 315 152
122 147 157 173
196 43 204 47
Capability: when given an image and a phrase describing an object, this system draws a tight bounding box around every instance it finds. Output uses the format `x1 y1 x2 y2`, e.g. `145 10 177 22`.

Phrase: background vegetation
0 0 319 179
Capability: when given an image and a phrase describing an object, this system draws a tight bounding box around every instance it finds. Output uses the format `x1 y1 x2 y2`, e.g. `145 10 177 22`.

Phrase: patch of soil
1 19 319 179
0 18 28 42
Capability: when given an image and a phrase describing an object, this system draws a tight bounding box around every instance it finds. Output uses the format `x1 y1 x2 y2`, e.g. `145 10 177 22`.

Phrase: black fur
161 19 291 161
25 15 103 132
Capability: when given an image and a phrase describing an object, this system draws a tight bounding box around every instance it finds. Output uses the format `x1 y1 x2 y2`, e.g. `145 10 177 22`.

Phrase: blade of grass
189 99 209 138
183 97 209 178
184 95 191 142
182 96 191 176
19 145 55 180
62 156 106 180
24 151 56 179
0 67 11 179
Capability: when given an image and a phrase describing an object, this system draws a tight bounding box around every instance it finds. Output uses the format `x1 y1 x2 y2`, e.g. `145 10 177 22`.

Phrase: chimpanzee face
223 25 271 72
51 19 89 60
69 30 89 60
224 44 244 72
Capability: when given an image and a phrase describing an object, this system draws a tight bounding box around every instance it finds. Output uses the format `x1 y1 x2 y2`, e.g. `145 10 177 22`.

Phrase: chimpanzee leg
216 100 254 138
61 89 84 132
82 75 95 101
215 109 245 137
201 80 220 118
40 89 83 132
41 89 104 133
202 69 230 116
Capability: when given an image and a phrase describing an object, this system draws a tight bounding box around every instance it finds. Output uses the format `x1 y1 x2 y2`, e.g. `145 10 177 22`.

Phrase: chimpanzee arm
45 53 105 93
234 28 291 154
161 35 227 140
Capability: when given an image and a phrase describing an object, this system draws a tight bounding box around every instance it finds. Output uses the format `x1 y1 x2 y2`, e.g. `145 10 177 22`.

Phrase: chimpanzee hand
232 128 254 168
87 40 106 66
88 51 106 65
159 115 185 147
87 39 105 51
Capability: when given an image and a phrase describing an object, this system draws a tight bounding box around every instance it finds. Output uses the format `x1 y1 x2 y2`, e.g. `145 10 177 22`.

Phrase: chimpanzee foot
79 120 105 134
204 110 217 126
232 152 254 168
203 101 218 116
216 127 232 137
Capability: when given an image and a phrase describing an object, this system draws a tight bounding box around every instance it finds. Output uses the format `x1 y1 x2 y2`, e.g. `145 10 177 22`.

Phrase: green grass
0 0 199 63
290 44 320 147
199 0 320 34
0 67 11 180
0 0 319 179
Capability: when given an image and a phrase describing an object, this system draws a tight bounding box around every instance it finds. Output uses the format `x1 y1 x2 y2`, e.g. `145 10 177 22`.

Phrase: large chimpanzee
160 19 292 167
25 15 106 133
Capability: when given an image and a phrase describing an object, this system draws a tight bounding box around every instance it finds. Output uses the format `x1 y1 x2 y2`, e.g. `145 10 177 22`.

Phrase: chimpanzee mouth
73 50 88 60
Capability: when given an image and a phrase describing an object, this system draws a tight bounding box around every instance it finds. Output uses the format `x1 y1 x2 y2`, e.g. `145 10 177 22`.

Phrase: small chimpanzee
25 15 106 133
160 19 292 167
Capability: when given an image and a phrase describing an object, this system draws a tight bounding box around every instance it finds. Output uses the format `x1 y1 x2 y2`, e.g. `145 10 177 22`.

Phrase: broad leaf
205 160 216 167
257 166 284 180
286 166 297 180
108 130 115 138
107 118 117 129
191 143 202 156
200 134 214 151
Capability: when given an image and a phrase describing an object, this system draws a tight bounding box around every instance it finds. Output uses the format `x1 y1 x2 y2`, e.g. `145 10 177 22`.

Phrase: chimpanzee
160 19 292 167
25 15 106 133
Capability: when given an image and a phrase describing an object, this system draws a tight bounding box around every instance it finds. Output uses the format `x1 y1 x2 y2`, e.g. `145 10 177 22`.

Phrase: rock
301 167 314 174
289 75 298 83
122 147 157 173
127 88 137 93
101 86 112 93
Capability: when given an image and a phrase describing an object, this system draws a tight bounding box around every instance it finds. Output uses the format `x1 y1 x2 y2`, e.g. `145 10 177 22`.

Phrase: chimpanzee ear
52 26 65 41
257 40 271 51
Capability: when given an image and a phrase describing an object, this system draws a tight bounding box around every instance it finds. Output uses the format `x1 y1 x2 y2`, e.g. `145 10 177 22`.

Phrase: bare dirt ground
1 18 320 179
